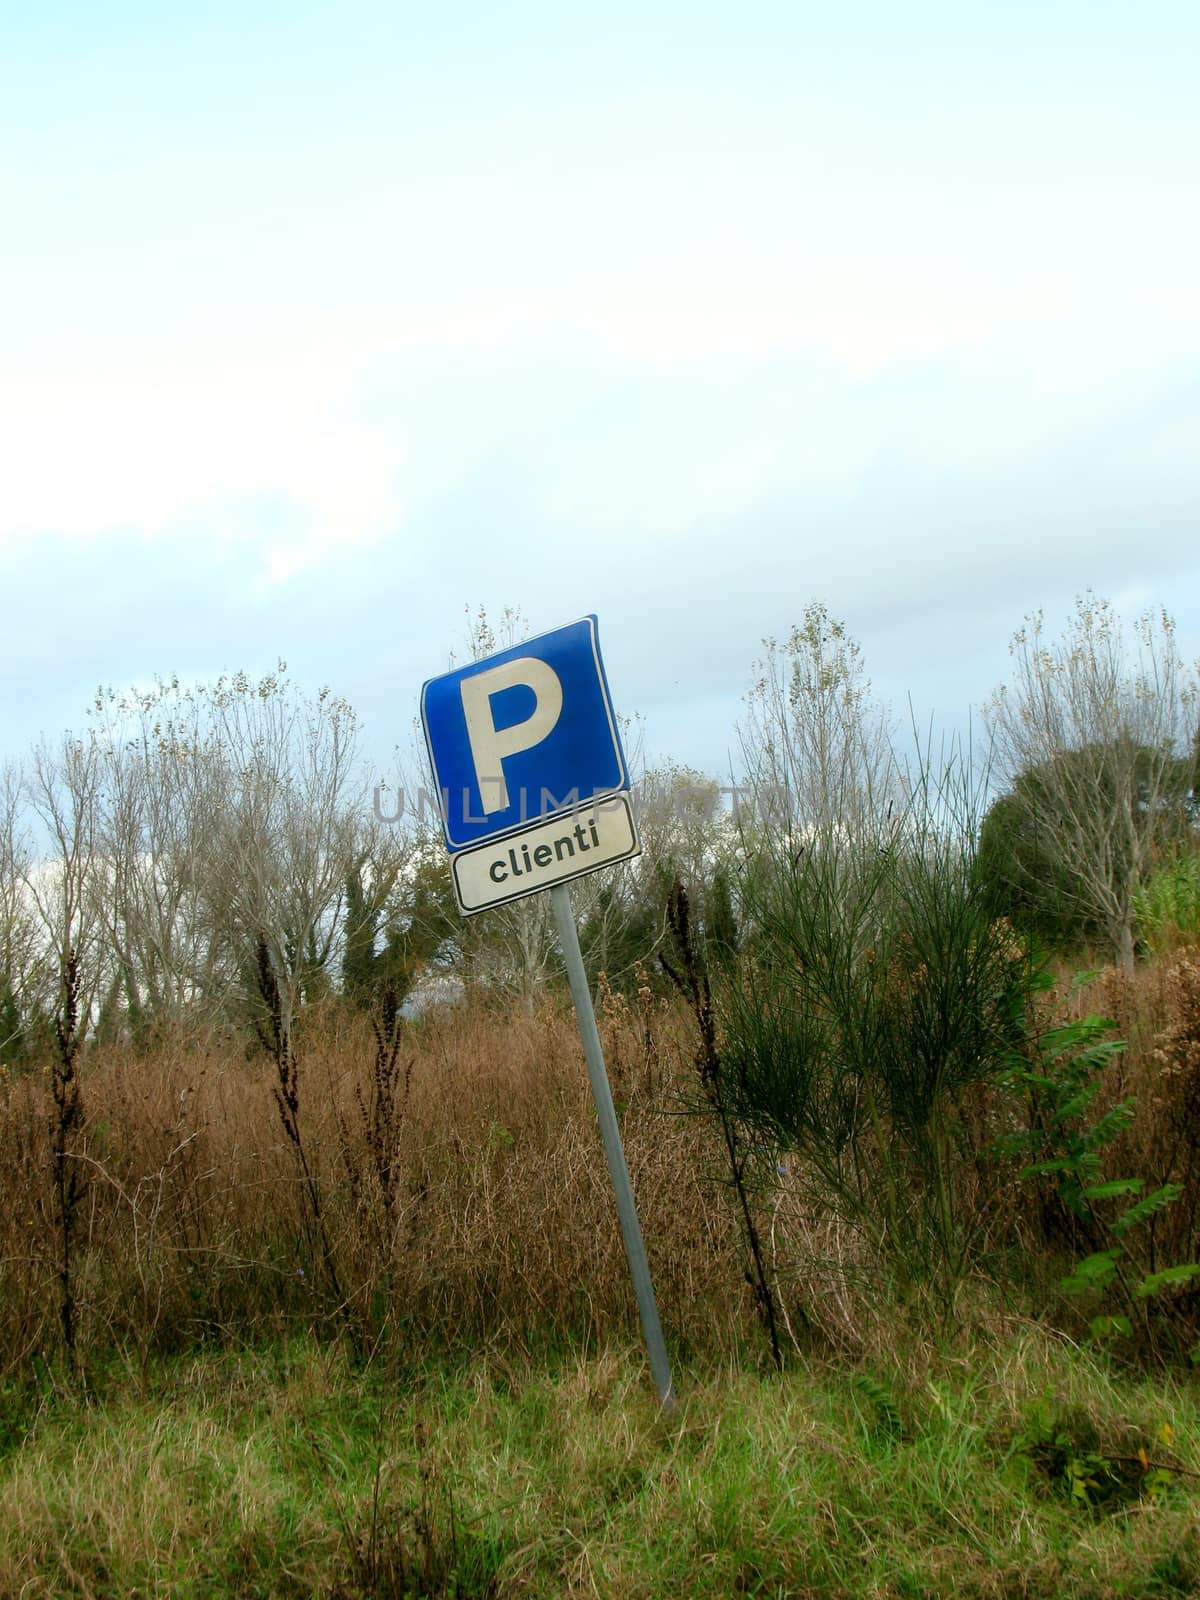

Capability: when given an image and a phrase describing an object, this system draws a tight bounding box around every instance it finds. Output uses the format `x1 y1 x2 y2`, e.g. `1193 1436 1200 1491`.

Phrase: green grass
2 1329 1199 1598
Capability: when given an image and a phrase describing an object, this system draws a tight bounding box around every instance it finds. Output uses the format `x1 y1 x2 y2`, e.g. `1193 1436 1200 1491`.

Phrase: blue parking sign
421 615 632 852
422 618 669 1404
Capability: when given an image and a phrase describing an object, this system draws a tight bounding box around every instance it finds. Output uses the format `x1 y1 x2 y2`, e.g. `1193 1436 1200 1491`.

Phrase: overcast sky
3 0 1198 786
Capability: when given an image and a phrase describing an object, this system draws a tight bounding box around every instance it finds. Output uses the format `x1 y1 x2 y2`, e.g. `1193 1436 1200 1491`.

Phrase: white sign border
421 614 630 852
450 794 640 915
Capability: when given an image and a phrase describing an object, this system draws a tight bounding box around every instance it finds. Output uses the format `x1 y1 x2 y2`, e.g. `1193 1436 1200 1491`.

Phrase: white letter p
460 657 563 814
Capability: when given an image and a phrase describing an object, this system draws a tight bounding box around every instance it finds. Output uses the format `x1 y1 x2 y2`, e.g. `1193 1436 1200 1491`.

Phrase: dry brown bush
8 948 1200 1381
1055 951 1200 1277
0 994 752 1378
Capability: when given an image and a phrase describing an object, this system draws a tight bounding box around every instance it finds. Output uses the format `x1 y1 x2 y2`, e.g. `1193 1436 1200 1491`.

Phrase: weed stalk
255 933 351 1336
50 951 86 1363
662 881 784 1370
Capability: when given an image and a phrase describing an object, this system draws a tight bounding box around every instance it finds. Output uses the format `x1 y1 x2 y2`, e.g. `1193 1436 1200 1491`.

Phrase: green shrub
1135 852 1200 955
717 757 1040 1304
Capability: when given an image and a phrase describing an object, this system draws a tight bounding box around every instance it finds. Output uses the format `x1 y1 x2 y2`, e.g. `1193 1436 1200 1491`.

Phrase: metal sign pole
549 880 675 1412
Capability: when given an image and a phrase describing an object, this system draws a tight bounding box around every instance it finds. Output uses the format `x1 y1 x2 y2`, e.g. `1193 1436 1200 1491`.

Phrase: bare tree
21 735 106 1030
635 765 732 887
78 666 372 1042
591 763 742 978
193 667 368 1035
0 762 40 1056
85 682 239 1039
985 593 1199 971
740 601 897 850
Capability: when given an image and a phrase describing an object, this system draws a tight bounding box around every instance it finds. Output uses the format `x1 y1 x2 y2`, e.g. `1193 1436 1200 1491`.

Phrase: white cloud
0 341 406 583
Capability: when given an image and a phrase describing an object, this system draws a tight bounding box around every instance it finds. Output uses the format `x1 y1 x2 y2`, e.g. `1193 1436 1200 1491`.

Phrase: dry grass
0 993 748 1379
4 949 1200 1383
1064 950 1200 1271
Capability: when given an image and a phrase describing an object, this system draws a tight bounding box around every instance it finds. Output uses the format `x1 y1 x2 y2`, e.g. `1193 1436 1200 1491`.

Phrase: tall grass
2 944 1200 1383
0 993 746 1380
